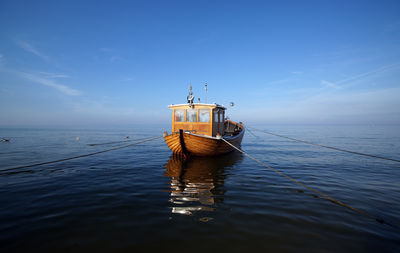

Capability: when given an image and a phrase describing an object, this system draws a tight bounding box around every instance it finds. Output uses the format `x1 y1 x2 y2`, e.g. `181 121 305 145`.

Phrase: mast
204 81 208 104
187 83 194 108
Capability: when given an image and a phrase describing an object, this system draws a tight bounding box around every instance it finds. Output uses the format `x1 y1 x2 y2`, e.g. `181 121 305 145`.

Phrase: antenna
204 81 208 104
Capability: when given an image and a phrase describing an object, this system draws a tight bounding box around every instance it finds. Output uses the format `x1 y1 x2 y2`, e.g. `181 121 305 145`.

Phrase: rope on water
87 136 153 146
244 125 259 138
0 136 162 173
221 138 394 227
88 139 133 146
249 127 400 163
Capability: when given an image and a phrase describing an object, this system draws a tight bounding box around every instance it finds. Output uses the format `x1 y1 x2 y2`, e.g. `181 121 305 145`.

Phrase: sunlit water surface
0 125 399 252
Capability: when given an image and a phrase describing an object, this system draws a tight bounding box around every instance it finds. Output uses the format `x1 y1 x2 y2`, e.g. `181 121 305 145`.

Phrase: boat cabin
164 85 244 156
169 103 226 137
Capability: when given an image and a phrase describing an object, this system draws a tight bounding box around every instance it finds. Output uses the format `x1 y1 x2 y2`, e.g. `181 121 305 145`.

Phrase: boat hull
164 124 245 156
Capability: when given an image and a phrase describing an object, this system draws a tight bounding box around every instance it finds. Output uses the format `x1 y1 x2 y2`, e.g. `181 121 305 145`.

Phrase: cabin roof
168 103 226 110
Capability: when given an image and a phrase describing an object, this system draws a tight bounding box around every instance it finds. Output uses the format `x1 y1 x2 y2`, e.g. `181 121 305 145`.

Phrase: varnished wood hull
164 124 245 156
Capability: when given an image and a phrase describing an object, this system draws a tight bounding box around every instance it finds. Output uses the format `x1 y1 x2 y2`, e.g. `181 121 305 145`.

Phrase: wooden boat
163 85 245 156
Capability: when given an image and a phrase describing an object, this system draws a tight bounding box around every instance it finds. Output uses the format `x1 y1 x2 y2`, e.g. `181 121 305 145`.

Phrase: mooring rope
249 127 400 163
244 125 259 138
88 139 132 146
87 136 153 146
0 136 162 173
221 138 394 227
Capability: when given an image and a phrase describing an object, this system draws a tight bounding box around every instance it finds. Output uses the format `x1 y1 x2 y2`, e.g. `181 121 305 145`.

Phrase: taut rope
0 136 162 173
221 138 394 227
250 127 400 163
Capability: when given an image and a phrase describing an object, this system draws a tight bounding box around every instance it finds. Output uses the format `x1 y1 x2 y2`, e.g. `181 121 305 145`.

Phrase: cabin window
220 111 224 122
199 109 210 122
187 109 197 122
214 110 219 122
174 109 184 122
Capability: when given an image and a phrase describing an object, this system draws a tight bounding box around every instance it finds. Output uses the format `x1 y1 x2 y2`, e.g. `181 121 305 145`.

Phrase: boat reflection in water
164 151 242 215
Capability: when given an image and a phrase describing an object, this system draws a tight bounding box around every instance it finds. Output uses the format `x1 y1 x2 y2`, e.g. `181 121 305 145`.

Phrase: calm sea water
0 125 399 252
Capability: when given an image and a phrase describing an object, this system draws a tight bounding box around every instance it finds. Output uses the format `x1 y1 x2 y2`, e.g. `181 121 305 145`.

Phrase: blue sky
0 0 399 127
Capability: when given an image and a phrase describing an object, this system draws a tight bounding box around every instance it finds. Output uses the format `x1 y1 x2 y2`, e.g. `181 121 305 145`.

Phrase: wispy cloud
16 40 51 63
99 47 123 63
265 78 293 86
0 51 79 96
321 63 400 88
110 56 122 63
321 80 341 89
338 63 399 85
193 37 210 45
121 77 135 82
38 71 70 79
99 47 114 53
245 87 400 124
19 72 81 96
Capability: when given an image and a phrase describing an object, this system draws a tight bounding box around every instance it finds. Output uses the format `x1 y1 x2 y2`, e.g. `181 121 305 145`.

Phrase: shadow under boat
164 151 243 215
